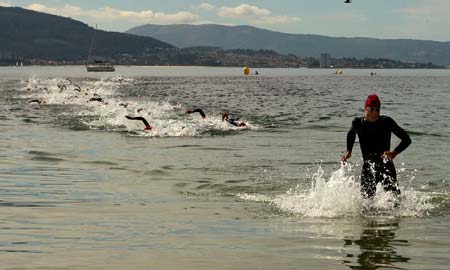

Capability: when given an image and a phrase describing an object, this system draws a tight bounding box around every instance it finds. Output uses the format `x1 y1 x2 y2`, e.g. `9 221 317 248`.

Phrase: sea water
0 66 449 269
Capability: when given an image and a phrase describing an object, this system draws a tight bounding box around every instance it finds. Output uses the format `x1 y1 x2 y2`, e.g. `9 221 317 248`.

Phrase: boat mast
87 25 97 63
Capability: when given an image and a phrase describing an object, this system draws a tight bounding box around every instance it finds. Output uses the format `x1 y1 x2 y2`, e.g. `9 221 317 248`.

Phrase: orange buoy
243 66 250 75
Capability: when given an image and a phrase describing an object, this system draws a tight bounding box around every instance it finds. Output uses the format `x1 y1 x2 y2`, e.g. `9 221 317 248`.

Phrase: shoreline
0 64 449 70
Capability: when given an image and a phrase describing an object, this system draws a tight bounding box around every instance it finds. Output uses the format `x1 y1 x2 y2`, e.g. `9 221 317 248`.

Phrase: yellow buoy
243 66 250 75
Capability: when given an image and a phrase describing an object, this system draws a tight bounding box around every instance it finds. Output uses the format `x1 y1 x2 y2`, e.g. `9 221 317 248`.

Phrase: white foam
21 75 257 137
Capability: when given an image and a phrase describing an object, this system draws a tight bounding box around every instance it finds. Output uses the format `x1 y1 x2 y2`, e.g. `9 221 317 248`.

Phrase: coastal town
1 47 445 69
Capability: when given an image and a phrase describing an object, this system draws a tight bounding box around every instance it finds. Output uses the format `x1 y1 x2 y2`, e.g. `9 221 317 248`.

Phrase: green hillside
0 7 173 62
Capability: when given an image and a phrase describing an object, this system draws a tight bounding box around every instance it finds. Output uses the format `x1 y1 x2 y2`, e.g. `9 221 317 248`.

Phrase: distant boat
86 25 115 72
86 61 115 72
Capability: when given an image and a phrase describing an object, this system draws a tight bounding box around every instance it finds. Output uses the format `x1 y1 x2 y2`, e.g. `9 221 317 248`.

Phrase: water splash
20 75 257 137
240 163 435 218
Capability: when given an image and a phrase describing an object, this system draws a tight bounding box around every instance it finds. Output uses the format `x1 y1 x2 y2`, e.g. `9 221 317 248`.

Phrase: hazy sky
1 0 449 41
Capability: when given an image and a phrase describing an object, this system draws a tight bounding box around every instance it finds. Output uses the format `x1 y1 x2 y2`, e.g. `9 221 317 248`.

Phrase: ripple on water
28 151 66 163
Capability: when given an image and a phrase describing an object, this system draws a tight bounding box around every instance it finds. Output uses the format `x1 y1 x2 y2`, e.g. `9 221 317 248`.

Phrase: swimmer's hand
382 151 398 161
341 151 351 162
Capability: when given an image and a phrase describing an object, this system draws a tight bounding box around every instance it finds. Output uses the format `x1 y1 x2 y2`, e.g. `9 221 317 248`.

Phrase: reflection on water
343 219 410 270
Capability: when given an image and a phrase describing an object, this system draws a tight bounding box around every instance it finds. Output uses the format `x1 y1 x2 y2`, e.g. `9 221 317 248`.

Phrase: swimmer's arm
342 118 358 161
125 116 152 130
391 118 412 154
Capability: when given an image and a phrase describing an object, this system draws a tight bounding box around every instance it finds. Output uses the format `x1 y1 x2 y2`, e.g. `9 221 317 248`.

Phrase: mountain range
127 24 450 66
1 6 449 67
0 7 173 62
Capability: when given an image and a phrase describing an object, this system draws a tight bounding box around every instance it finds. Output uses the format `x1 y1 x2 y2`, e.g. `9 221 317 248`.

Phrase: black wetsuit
346 116 411 198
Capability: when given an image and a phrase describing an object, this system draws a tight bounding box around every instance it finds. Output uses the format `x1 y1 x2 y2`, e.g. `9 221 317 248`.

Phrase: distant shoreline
1 64 448 69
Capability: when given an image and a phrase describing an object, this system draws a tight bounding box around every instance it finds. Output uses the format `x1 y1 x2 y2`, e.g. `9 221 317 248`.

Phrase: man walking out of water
341 94 412 199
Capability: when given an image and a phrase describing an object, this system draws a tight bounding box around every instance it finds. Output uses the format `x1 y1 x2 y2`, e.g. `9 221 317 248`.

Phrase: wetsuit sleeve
346 118 359 152
390 118 412 154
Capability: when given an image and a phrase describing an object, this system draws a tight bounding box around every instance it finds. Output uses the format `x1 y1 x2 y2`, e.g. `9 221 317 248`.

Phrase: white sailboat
86 25 115 72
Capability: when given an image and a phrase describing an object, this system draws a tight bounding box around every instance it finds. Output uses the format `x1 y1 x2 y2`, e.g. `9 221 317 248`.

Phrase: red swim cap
365 93 381 108
144 125 152 130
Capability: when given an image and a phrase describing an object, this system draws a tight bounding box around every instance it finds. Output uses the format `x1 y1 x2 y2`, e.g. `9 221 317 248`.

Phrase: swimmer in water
28 99 44 104
186 108 206 119
222 112 247 127
73 84 82 92
89 97 103 102
125 116 152 130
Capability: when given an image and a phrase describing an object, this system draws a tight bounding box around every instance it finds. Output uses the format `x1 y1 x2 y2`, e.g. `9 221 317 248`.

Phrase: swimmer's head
365 93 381 108
222 112 229 121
